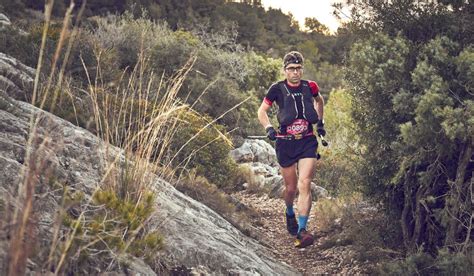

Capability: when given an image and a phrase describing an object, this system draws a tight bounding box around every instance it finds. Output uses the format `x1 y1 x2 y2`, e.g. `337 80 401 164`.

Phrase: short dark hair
283 51 304 68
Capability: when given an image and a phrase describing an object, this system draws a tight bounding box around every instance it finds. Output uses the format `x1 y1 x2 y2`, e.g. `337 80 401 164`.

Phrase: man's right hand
316 120 326 137
266 126 277 141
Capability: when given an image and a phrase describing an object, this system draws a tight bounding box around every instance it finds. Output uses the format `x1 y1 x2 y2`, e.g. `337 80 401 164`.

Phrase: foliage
314 195 402 266
60 189 164 273
377 249 473 276
169 109 238 188
2 0 353 135
36 78 93 130
337 0 473 46
314 197 351 233
343 0 473 261
174 168 259 238
304 61 345 96
24 12 262 187
316 89 361 195
81 13 259 138
304 17 330 35
393 36 473 254
346 33 411 199
0 25 39 68
3 0 353 69
242 52 281 98
0 20 67 71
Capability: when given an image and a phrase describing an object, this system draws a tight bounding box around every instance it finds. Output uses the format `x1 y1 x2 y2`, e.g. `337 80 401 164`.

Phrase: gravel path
232 191 370 275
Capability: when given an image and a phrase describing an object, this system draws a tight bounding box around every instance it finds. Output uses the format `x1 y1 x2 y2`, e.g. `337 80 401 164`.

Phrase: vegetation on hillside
0 0 472 274
341 0 473 272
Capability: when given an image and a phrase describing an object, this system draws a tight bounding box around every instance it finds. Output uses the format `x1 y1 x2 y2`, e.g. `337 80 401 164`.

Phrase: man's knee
285 184 297 195
298 178 312 192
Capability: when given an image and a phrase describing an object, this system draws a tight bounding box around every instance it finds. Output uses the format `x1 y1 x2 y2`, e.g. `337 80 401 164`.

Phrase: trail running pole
246 135 268 139
319 134 329 147
247 134 329 143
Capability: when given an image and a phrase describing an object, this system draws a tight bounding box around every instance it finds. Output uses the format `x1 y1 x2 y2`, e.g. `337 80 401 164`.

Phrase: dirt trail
233 192 370 275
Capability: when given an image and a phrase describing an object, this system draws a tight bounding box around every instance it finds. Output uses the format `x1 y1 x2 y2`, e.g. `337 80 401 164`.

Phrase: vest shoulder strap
301 80 312 95
278 82 290 96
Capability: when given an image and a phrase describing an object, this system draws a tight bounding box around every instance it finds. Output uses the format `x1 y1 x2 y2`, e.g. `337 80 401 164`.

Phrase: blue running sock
298 215 309 233
286 205 294 216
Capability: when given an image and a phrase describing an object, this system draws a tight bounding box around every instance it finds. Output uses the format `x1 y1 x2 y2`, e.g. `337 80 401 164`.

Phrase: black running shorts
275 135 318 167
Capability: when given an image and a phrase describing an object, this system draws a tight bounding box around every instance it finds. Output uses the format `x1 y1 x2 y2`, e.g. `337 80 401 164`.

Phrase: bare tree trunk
445 139 473 248
462 174 473 253
412 184 427 246
401 166 415 252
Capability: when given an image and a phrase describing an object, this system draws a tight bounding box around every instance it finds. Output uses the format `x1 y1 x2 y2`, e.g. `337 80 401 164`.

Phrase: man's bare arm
314 94 324 122
258 101 273 129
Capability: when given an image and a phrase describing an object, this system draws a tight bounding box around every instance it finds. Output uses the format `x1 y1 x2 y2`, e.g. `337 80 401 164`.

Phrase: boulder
152 177 298 275
230 139 278 166
0 52 35 101
0 13 11 28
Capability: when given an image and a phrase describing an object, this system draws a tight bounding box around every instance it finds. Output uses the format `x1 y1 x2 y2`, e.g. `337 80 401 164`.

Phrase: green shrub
87 13 259 137
37 80 94 130
176 170 235 216
61 189 163 273
234 164 260 193
0 1 26 18
377 249 473 276
170 109 238 188
315 194 403 265
67 30 123 86
316 89 362 196
314 196 358 233
0 25 39 67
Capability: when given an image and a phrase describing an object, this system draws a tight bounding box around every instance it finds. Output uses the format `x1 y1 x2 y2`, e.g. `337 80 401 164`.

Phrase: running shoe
294 229 314 248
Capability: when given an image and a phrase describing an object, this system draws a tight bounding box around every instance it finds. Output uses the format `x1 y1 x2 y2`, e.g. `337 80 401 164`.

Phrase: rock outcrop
0 52 35 101
0 13 11 28
0 52 300 275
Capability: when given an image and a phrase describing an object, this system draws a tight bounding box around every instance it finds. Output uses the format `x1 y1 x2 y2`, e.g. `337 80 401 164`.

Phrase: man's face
284 63 303 84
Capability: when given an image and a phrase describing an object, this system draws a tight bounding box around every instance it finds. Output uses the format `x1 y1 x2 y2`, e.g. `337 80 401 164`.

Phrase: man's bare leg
281 163 298 235
293 157 316 248
296 158 316 216
281 163 298 207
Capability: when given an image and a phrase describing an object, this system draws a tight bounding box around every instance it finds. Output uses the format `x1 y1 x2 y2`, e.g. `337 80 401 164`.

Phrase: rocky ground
233 191 374 275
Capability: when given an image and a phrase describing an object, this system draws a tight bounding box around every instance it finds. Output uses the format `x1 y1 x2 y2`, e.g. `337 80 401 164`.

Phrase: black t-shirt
263 79 320 134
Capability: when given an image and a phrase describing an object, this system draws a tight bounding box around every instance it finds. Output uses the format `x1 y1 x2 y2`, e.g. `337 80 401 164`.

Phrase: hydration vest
277 80 319 126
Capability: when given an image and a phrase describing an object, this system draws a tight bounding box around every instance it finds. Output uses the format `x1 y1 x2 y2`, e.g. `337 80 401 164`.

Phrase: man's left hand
317 120 326 137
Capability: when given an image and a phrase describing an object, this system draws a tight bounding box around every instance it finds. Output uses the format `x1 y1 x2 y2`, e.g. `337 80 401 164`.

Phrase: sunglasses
285 66 303 73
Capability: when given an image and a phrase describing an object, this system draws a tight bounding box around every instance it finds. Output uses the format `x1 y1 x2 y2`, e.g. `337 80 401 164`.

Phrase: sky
260 0 344 33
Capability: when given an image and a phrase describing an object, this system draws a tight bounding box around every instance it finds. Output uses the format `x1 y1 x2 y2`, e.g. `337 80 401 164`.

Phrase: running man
257 51 325 248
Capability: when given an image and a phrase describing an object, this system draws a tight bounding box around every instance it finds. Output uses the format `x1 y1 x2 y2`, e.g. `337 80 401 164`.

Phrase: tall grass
6 0 68 274
1 0 253 274
46 49 195 273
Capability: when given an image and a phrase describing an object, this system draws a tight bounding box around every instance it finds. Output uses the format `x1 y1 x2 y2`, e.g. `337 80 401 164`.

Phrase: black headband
284 54 303 67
